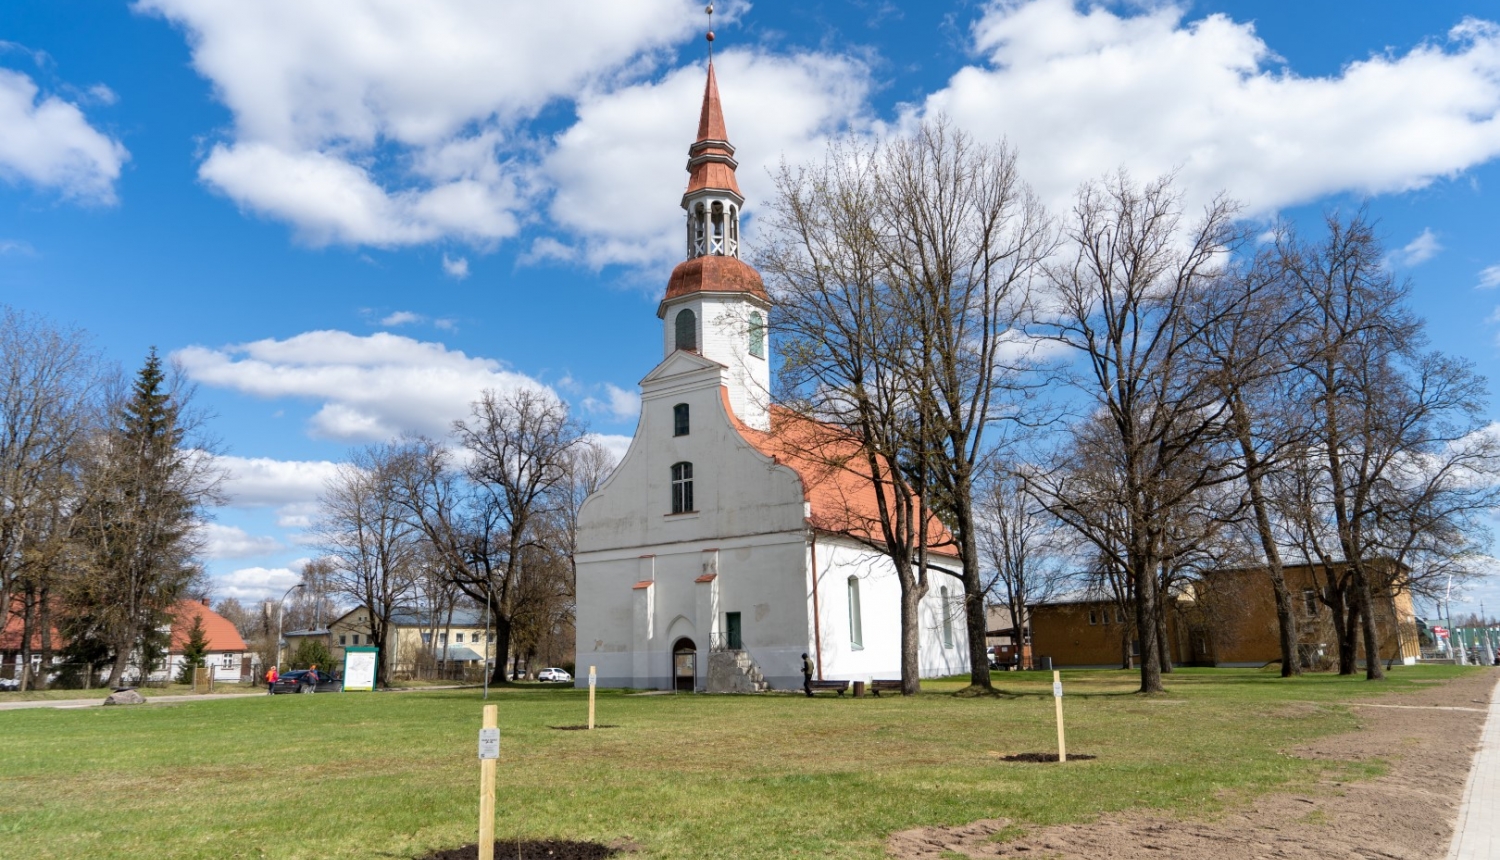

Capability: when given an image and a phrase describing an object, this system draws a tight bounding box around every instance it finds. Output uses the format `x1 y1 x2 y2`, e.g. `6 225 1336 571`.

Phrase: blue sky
4 0 1500 618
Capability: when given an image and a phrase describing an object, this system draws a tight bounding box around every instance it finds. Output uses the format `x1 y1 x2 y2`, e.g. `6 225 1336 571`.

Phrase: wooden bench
869 679 904 696
807 679 849 696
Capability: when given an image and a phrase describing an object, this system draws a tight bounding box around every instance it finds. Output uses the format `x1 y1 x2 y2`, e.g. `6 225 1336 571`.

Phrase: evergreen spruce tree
176 615 209 683
65 349 219 687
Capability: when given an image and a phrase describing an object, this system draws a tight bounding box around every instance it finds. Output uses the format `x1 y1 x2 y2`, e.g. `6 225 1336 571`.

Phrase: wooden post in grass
1052 670 1067 763
478 704 499 860
588 666 596 730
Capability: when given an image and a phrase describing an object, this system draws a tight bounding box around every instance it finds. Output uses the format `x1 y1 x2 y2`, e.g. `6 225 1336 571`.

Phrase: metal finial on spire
706 4 715 61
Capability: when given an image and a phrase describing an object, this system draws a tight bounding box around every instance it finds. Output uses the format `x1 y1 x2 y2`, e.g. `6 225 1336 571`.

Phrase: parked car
271 669 343 694
0 677 19 692
537 668 572 683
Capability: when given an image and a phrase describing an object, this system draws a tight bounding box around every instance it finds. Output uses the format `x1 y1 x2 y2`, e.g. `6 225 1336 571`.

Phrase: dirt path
888 670 1499 859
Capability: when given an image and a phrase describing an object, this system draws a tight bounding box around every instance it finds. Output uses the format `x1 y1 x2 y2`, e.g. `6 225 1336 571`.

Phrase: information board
342 646 379 691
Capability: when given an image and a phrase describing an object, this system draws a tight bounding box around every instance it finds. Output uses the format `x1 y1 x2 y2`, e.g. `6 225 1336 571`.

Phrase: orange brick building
1030 562 1421 669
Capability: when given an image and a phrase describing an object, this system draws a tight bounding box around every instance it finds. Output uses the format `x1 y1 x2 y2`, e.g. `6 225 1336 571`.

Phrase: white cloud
380 311 423 327
214 454 342 508
583 383 642 422
544 48 876 271
1398 228 1442 266
589 433 634 465
0 239 35 256
137 0 702 247
0 68 127 203
199 522 283 559
213 565 303 603
909 1 1500 216
442 253 470 280
174 330 552 441
1478 264 1500 290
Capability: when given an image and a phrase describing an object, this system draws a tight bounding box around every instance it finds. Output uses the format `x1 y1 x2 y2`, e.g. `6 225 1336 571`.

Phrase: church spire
682 62 744 254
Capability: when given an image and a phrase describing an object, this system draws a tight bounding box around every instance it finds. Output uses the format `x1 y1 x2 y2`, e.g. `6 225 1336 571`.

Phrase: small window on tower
749 312 765 359
675 309 698 352
673 403 690 436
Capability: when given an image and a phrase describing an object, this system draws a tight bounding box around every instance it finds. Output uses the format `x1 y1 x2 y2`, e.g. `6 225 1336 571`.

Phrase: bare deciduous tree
1034 173 1245 694
315 445 419 688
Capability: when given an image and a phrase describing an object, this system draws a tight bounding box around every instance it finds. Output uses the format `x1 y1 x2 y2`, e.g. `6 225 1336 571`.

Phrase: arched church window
675 308 698 352
693 203 706 255
847 576 863 649
748 311 765 359
940 586 954 648
671 462 694 514
673 403 689 437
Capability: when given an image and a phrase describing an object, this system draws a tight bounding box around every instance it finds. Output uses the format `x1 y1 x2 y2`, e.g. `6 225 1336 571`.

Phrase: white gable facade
572 63 969 693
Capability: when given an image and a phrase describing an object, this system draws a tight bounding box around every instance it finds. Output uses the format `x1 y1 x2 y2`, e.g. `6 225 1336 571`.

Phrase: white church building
573 63 970 692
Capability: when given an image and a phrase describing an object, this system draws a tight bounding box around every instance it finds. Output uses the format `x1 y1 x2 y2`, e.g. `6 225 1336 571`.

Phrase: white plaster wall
808 535 971 682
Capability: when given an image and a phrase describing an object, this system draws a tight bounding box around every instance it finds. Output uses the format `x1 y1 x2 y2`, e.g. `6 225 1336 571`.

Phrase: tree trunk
1134 557 1164 693
1339 601 1360 676
37 590 52 691
488 614 512 686
1156 605 1173 674
952 506 993 691
18 594 35 692
1354 568 1385 680
1232 403 1300 676
900 579 923 695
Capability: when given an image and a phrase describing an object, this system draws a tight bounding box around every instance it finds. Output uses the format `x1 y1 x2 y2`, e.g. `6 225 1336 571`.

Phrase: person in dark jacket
802 653 814 697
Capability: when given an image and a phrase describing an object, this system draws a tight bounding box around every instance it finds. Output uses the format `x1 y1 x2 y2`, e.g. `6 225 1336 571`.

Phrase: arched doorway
672 638 697 692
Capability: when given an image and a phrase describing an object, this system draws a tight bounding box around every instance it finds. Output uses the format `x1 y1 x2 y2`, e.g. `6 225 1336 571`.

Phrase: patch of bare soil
888 670 1498 859
415 838 630 860
998 753 1097 763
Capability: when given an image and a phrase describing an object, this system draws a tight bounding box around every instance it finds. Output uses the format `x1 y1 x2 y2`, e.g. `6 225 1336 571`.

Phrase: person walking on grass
802 653 814 697
265 665 278 694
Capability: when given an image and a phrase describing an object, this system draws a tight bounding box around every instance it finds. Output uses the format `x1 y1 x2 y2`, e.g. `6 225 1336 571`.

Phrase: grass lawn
0 665 1476 859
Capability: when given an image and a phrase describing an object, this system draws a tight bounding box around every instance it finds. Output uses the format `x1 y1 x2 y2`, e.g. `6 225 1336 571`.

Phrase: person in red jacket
265 665 278 694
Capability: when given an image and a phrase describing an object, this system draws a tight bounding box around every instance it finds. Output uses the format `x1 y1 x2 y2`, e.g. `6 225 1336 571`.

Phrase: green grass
0 665 1476 860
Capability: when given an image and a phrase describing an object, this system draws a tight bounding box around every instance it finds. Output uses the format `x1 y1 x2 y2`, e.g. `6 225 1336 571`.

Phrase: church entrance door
672 638 697 692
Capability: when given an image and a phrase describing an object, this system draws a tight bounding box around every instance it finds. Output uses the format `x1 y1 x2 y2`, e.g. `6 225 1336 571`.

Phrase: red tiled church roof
723 393 959 559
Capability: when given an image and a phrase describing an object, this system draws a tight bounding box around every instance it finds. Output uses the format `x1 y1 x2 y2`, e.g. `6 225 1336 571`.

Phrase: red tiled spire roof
684 62 742 200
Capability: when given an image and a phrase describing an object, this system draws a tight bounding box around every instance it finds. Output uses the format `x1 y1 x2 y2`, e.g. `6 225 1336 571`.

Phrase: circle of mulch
1000 752 1096 762
416 839 622 860
549 724 619 731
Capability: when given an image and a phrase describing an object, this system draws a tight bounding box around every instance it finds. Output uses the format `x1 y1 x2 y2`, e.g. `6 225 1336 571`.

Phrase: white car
537 668 572 683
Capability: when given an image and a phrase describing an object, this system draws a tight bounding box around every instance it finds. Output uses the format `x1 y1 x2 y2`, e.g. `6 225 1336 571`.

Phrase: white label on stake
478 727 500 760
1052 681 1063 699
589 666 597 682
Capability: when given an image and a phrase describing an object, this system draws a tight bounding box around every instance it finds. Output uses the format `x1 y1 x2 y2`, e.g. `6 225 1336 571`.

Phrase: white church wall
660 296 770 430
808 535 971 682
576 355 808 689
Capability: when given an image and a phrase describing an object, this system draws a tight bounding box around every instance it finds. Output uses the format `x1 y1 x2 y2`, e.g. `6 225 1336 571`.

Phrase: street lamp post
275 583 305 675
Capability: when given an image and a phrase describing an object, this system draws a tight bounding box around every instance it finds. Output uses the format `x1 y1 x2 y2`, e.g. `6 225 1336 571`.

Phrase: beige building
283 608 497 680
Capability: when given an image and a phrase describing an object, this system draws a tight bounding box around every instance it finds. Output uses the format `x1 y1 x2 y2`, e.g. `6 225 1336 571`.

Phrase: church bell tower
657 62 771 432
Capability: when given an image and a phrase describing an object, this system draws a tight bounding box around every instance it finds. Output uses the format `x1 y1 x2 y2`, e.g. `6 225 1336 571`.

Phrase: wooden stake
1053 670 1067 763
588 666 597 730
479 703 498 860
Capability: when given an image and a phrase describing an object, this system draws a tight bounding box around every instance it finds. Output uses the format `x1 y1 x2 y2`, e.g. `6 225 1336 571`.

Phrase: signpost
588 665 597 730
478 704 498 860
1052 670 1067 763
